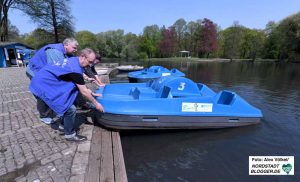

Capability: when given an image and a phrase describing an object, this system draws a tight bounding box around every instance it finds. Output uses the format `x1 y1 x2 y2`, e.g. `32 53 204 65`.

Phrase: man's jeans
36 97 55 119
32 95 55 120
63 105 79 138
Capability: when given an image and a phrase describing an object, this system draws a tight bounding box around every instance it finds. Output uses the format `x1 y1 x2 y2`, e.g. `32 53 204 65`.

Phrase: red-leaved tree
198 18 218 57
159 26 177 57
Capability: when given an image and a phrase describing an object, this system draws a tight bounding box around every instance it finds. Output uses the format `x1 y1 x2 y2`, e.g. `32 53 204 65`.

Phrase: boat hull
95 112 260 130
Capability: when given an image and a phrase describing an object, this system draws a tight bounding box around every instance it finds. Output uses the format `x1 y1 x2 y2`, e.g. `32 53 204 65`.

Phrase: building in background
0 42 35 68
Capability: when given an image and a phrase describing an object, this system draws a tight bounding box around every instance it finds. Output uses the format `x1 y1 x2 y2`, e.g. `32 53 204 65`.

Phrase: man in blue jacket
26 38 79 124
30 48 104 142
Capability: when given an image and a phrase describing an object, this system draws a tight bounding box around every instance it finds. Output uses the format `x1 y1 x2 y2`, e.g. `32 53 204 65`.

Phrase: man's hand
98 82 106 87
92 92 102 97
76 84 104 112
95 103 104 112
92 80 106 87
86 77 95 82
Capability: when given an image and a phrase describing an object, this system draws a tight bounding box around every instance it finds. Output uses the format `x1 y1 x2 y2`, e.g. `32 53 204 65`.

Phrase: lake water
116 61 300 182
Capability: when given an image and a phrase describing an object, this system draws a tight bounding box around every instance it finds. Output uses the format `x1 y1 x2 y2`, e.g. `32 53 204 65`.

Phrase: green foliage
121 33 139 59
240 29 265 60
173 18 187 51
220 23 245 59
75 31 97 50
138 52 148 60
23 28 54 49
11 8 300 62
262 21 280 59
262 12 300 61
276 12 300 61
95 33 107 57
139 36 156 58
219 24 267 60
140 25 161 58
185 20 202 57
95 30 125 58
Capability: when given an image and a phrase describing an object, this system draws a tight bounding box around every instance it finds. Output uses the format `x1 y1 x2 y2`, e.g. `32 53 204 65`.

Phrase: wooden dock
85 125 127 182
84 75 127 182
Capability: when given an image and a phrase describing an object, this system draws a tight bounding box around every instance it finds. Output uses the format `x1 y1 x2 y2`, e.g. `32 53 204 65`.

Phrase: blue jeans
63 105 78 138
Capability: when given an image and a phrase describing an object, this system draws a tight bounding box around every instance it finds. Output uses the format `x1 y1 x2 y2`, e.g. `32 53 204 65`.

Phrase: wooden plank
99 128 114 182
112 131 128 182
85 127 102 182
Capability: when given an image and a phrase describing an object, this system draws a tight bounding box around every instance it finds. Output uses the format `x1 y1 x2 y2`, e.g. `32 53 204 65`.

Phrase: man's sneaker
58 124 64 132
40 118 53 124
50 122 64 134
65 134 87 142
58 127 81 136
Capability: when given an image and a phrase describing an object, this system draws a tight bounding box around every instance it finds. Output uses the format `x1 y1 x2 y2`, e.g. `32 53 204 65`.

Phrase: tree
121 33 139 59
159 26 177 57
262 21 280 59
173 18 187 51
0 0 16 41
16 0 74 43
140 25 161 58
23 28 53 49
240 29 265 60
198 18 218 57
100 30 125 58
7 20 20 41
186 20 202 57
221 22 245 59
75 30 97 50
275 12 300 61
96 32 108 57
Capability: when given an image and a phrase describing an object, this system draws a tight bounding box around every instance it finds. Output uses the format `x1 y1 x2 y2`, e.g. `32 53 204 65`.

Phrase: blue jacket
28 43 67 75
29 57 83 116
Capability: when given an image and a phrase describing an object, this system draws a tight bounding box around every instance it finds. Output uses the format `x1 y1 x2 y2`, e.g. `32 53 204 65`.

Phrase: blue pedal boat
127 65 185 83
95 76 263 130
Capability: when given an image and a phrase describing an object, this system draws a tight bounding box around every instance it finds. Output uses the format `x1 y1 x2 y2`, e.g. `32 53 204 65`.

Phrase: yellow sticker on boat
182 102 213 112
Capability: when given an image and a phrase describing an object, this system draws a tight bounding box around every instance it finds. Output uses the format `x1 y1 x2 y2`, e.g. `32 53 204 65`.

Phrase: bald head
78 48 96 67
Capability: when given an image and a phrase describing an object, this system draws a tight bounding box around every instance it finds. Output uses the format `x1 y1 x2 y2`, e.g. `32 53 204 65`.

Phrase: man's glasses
84 56 95 64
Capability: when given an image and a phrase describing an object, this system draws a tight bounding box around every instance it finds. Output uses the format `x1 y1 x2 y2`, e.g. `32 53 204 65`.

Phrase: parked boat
95 67 110 75
95 76 263 130
127 65 185 82
116 65 144 72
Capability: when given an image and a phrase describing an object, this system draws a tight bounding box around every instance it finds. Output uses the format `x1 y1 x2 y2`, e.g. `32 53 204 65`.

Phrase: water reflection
119 61 300 182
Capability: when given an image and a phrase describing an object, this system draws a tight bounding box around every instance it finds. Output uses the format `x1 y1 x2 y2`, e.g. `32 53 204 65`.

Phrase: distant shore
102 57 282 63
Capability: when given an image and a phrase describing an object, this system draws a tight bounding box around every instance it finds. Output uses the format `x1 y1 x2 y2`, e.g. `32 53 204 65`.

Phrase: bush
138 52 148 60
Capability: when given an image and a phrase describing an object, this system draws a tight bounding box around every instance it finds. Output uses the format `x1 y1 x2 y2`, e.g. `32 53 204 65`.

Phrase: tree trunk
50 0 58 43
206 52 210 58
0 0 11 42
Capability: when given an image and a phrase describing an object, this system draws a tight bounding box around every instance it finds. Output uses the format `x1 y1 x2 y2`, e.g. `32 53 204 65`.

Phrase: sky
9 0 300 35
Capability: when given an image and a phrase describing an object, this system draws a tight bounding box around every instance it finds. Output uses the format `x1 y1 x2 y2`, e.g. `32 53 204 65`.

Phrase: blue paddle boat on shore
127 65 185 83
95 76 263 130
